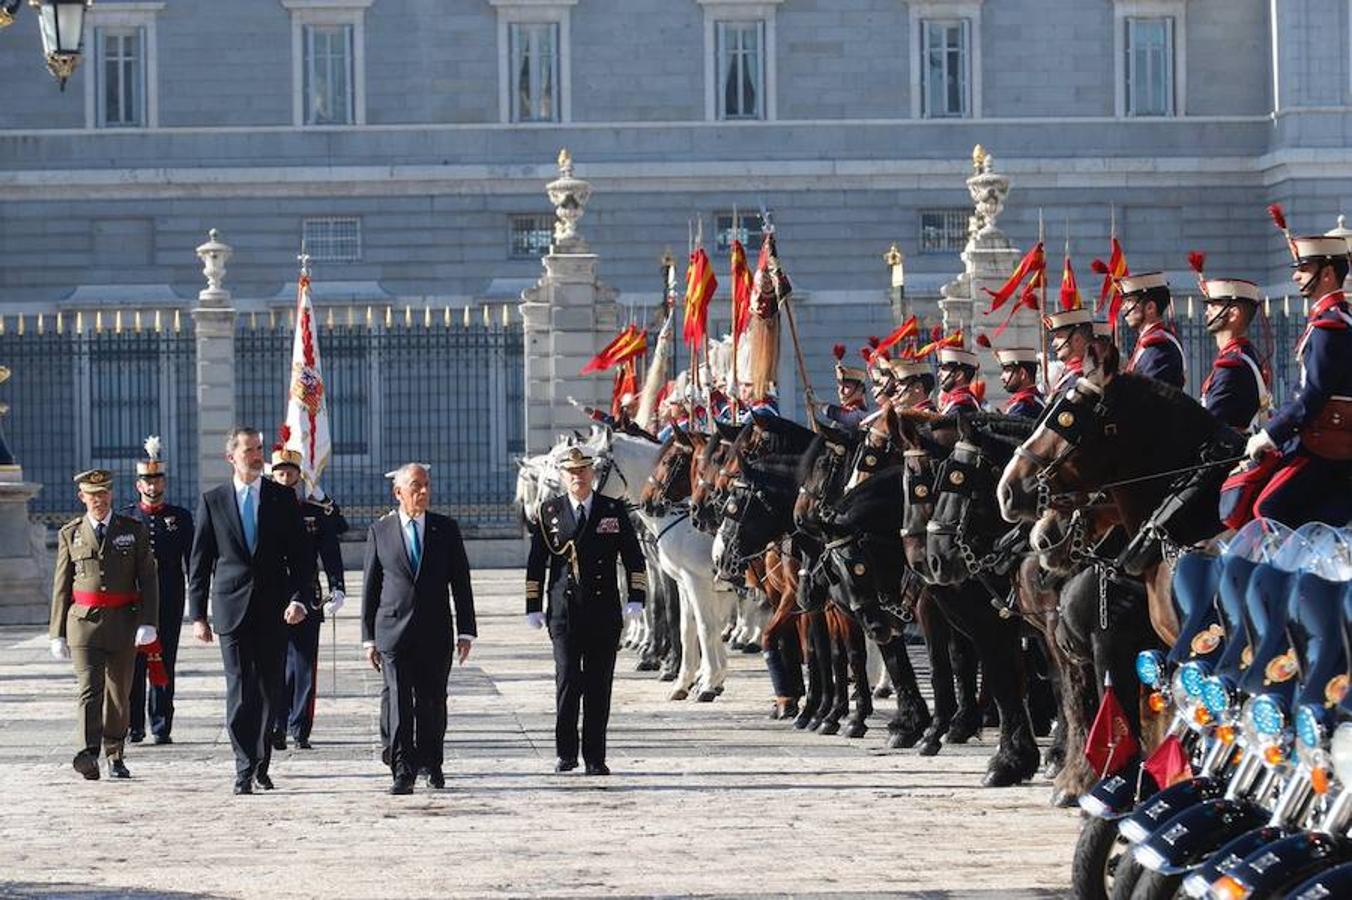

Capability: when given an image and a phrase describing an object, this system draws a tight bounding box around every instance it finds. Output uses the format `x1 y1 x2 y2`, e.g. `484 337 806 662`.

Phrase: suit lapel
218 483 249 558
389 514 415 582
416 516 437 582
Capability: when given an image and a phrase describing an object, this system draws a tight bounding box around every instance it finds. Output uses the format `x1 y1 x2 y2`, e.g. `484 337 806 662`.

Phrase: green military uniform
50 470 159 774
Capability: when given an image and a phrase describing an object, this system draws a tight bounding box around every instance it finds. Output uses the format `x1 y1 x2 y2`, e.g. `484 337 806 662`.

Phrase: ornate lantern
29 0 93 89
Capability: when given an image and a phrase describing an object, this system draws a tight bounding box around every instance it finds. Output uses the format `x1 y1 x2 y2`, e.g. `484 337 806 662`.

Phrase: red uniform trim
73 590 139 608
1253 454 1311 511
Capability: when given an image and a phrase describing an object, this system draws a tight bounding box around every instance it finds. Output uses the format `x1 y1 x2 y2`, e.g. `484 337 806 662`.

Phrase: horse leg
688 573 727 702
795 613 825 730
1051 652 1100 807
881 635 930 749
871 639 894 699
944 626 983 745
817 609 849 734
916 591 957 756
843 617 873 738
1024 633 1058 739
659 570 683 681
742 596 767 654
668 579 700 700
806 611 835 730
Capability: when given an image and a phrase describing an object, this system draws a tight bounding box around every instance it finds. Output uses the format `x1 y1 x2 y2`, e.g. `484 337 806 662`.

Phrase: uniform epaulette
1138 331 1173 348
60 517 81 533
1312 317 1349 331
1214 356 1244 368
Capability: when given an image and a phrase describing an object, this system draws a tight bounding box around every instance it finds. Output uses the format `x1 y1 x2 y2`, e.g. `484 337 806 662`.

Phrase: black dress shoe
389 775 415 795
270 732 287 751
254 772 275 791
423 769 445 789
233 779 253 795
128 732 145 744
584 763 611 776
108 758 131 779
554 758 578 773
72 752 100 781
295 737 312 750
152 734 173 745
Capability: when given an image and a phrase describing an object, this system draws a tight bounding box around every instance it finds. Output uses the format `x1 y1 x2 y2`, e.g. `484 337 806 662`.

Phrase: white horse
587 428 734 700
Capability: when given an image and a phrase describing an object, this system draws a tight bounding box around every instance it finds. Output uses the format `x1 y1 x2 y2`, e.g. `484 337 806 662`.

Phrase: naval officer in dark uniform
525 447 646 776
122 436 193 745
267 444 348 750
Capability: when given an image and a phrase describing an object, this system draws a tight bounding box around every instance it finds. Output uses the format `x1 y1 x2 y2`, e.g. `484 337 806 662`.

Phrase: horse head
792 423 857 535
640 428 695 516
925 413 1017 585
996 378 1111 523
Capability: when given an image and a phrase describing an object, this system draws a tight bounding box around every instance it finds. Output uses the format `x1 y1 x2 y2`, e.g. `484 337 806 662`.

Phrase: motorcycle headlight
1331 722 1352 786
1249 694 1286 739
1200 676 1233 718
1136 650 1166 690
1295 704 1324 751
1178 661 1207 697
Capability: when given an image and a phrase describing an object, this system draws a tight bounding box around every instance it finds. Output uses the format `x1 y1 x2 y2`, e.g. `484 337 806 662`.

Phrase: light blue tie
241 487 257 553
406 519 421 572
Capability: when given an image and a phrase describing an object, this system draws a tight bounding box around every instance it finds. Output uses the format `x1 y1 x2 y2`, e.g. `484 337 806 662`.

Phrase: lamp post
5 1 94 90
884 242 907 324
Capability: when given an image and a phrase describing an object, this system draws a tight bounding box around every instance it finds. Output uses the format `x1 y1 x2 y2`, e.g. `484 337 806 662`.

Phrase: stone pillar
938 146 1038 399
192 230 237 498
519 150 619 455
0 370 50 623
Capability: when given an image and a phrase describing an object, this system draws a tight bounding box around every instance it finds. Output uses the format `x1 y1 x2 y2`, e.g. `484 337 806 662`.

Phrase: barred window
714 212 764 253
919 209 969 253
509 214 553 259
302 217 361 262
921 19 970 118
1125 17 1174 117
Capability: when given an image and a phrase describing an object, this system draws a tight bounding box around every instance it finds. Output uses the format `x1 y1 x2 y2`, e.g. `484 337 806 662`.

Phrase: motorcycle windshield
1287 522 1352 580
1222 518 1295 565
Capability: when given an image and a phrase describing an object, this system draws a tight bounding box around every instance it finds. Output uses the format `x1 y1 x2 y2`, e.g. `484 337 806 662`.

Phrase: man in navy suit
188 427 316 795
362 463 476 795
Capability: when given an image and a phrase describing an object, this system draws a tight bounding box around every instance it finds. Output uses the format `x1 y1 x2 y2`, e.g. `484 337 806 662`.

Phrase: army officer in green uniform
49 469 160 780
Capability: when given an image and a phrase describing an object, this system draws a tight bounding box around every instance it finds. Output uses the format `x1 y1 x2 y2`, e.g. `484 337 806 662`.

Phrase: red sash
73 590 139 609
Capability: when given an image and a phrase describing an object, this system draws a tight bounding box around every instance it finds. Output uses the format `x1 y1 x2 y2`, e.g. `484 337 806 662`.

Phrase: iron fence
234 306 525 534
0 311 198 526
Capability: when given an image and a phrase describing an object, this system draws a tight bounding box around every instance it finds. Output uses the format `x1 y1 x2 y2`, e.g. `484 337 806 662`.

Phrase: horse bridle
1012 379 1117 514
926 439 1007 576
901 448 937 539
645 443 691 511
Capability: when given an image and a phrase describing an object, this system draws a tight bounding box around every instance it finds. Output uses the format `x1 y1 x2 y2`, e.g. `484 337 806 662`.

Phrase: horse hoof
793 713 813 730
658 671 678 682
729 641 745 651
945 711 982 745
845 721 868 739
981 759 1029 788
713 685 725 695
668 688 689 701
817 720 841 736
917 737 943 757
635 659 660 672
885 732 905 750
741 643 762 654
1050 787 1080 808
873 686 894 700
696 690 718 703
780 701 800 721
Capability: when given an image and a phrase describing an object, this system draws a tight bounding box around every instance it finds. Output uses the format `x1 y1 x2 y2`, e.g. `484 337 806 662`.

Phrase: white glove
1246 429 1277 460
624 601 644 617
50 637 70 661
134 625 157 647
323 589 346 616
525 611 546 630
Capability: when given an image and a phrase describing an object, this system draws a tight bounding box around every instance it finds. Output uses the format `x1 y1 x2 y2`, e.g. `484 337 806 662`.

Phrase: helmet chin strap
1204 302 1231 332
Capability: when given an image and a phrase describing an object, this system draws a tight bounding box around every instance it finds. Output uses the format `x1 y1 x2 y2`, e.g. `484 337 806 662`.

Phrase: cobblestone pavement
0 570 1078 899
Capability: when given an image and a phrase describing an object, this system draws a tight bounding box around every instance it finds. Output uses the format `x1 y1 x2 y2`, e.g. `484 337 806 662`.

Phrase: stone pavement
0 570 1079 899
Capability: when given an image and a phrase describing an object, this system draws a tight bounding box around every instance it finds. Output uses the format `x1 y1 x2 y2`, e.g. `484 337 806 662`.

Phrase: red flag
915 329 964 359
990 273 1042 339
581 324 647 374
1092 238 1129 319
1084 678 1139 777
984 242 1045 312
138 638 169 688
1143 734 1193 789
869 316 919 362
682 248 718 346
611 361 638 417
730 239 752 339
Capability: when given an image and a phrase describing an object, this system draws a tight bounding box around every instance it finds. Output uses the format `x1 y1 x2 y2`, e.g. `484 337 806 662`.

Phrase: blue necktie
241 488 257 553
406 519 421 572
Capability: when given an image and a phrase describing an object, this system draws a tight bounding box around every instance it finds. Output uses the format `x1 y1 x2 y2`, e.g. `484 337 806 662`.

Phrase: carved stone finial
195 228 234 303
546 150 590 250
557 147 573 177
972 144 987 174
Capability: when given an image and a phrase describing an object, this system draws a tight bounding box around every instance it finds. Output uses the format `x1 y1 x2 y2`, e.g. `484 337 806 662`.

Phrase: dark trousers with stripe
1255 448 1352 528
271 613 322 741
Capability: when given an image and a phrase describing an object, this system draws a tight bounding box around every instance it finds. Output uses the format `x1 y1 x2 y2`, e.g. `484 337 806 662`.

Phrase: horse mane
714 420 743 441
1107 373 1240 461
751 412 818 455
836 467 907 532
795 429 861 486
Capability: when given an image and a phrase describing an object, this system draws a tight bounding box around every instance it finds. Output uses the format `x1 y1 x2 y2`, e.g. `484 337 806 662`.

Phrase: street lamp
29 0 93 90
884 242 907 323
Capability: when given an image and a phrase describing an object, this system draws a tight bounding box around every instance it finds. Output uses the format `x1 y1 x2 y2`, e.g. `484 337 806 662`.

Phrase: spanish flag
682 248 719 346
730 239 752 339
869 315 919 362
983 242 1046 313
915 328 964 359
580 323 647 374
1059 253 1082 313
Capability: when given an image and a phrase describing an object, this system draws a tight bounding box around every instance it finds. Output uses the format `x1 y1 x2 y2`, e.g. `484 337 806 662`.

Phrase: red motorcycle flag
682 248 718 346
1084 675 1139 778
1143 734 1193 789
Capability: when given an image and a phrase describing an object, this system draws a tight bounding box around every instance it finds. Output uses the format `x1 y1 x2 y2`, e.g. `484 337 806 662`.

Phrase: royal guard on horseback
819 343 871 428
1119 272 1186 389
993 347 1045 419
1197 277 1268 432
1043 303 1095 400
935 342 984 416
736 379 780 418
1242 233 1352 526
889 355 937 411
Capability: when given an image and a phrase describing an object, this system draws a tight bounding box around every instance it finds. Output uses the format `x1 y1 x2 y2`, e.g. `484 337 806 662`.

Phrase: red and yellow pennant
869 315 919 362
682 248 719 346
580 323 647 374
1059 253 1082 313
983 242 1046 312
915 328 964 359
1090 238 1129 321
730 239 752 339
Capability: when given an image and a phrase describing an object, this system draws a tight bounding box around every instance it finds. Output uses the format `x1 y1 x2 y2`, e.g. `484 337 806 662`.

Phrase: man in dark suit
362 463 476 795
188 427 315 795
525 447 646 776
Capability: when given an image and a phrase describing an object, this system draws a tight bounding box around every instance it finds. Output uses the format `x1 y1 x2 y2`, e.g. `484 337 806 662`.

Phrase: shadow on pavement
0 883 226 899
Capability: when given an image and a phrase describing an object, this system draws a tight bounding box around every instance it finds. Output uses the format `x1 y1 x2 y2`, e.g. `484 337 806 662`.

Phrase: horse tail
637 310 675 432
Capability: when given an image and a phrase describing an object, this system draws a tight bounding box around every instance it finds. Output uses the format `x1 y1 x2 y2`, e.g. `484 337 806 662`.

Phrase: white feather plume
143 434 162 461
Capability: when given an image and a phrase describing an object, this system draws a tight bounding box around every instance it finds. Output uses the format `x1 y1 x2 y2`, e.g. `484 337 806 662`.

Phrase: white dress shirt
86 511 113 537
569 491 594 526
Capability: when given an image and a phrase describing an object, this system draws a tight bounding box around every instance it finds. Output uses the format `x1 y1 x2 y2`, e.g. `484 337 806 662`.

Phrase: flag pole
1038 209 1049 392
729 205 739 421
766 224 817 432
